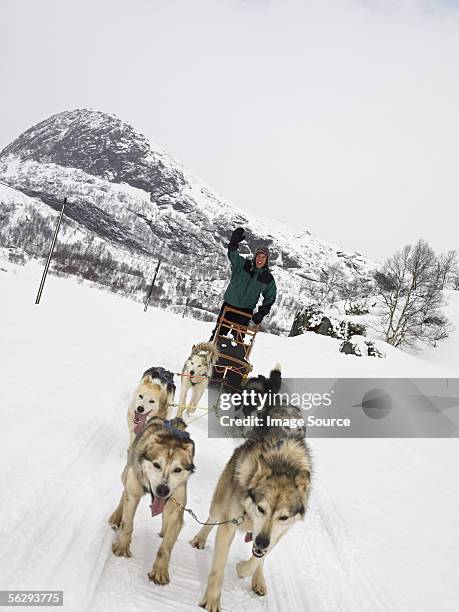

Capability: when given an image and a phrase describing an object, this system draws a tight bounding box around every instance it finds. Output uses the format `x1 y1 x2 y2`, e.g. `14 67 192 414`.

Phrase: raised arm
227 227 246 272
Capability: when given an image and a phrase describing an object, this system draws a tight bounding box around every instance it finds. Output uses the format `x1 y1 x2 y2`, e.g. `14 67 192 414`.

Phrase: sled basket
211 306 259 390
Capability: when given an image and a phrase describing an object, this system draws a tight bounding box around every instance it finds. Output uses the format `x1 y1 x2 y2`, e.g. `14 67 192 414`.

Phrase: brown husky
109 416 195 585
190 407 312 612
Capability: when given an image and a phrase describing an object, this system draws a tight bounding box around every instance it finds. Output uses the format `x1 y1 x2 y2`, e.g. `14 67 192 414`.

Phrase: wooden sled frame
212 305 260 388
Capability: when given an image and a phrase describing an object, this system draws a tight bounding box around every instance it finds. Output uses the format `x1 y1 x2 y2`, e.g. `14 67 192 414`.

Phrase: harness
162 419 193 441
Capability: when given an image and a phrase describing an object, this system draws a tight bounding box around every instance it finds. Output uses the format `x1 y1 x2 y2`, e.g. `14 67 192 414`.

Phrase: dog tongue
134 412 149 435
150 496 166 517
244 532 253 543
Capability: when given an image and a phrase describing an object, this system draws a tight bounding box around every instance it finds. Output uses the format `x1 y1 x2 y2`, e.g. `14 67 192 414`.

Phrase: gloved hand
230 227 246 245
251 311 264 325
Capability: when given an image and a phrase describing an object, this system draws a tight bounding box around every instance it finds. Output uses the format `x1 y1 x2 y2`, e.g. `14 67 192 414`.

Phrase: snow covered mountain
0 109 376 331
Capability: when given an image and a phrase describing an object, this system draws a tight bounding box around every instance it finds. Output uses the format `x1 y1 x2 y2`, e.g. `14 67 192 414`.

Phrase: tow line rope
167 496 246 526
165 369 244 415
186 405 216 425
174 371 248 390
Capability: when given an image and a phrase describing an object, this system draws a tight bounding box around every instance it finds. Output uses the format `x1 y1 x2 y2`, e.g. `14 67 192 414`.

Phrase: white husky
127 367 176 446
176 343 219 418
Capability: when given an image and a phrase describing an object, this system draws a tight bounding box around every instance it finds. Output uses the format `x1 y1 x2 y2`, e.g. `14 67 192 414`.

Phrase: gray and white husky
191 365 312 611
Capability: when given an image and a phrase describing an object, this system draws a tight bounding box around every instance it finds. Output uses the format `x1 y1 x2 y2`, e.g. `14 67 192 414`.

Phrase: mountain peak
0 108 182 193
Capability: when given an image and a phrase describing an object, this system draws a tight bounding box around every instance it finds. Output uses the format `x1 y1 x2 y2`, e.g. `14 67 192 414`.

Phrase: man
210 227 277 340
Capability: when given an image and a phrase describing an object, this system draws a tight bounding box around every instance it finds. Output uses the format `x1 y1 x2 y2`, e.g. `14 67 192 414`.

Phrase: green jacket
223 247 277 316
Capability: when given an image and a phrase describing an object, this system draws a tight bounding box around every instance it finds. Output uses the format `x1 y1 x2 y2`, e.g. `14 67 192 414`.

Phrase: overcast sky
1 0 458 262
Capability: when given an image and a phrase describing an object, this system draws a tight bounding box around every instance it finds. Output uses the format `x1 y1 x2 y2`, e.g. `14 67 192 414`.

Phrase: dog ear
138 433 162 452
294 469 311 492
183 440 196 467
247 455 272 488
191 344 197 353
259 455 273 474
141 374 152 384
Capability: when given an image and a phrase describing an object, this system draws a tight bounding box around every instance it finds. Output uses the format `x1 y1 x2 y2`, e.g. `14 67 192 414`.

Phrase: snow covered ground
0 261 458 611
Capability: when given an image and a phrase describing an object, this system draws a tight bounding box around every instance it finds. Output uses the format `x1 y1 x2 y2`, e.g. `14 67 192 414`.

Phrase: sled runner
211 305 259 390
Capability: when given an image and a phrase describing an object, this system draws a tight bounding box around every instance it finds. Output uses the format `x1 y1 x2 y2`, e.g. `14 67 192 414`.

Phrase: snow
0 260 458 612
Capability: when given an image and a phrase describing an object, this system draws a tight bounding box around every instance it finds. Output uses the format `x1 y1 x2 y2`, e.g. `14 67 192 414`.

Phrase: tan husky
127 367 175 447
176 342 219 418
191 412 311 611
109 416 195 585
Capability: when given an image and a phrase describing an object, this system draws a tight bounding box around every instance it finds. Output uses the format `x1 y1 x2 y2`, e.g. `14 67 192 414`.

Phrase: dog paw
108 513 121 530
199 591 221 612
148 564 170 585
190 535 206 549
251 574 267 596
236 560 251 578
112 540 132 558
187 406 197 414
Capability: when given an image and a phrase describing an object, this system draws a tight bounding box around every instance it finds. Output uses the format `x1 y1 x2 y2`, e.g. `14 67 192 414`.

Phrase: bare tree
452 267 459 291
301 263 347 304
374 239 450 348
436 250 458 289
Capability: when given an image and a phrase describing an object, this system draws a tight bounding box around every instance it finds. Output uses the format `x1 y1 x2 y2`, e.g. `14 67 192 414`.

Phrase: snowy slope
0 261 458 612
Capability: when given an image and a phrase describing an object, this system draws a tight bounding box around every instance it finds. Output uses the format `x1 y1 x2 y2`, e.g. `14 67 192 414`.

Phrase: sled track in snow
0 401 126 609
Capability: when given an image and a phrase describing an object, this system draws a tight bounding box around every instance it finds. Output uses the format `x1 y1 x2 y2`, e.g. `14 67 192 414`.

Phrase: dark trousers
210 301 253 341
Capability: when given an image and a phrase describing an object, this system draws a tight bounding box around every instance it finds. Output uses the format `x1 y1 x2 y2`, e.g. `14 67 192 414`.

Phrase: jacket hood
253 246 270 268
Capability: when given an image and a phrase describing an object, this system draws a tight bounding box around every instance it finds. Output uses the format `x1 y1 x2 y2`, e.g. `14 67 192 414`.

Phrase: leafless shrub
374 239 451 348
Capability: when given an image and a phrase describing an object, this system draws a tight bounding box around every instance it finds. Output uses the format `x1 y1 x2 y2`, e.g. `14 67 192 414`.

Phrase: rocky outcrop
339 336 386 357
289 306 366 340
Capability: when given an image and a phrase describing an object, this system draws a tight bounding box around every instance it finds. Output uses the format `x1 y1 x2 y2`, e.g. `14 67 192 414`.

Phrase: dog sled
211 305 259 391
